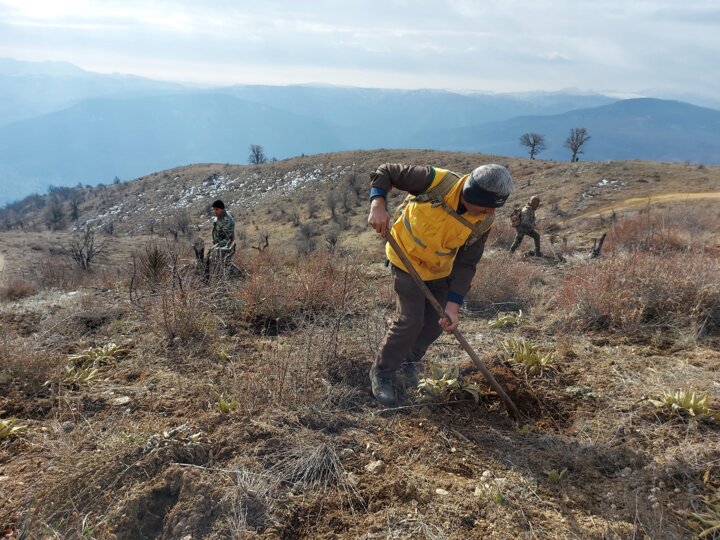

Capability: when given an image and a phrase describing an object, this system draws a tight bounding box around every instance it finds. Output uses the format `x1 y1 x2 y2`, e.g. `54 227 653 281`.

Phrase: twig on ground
373 399 473 414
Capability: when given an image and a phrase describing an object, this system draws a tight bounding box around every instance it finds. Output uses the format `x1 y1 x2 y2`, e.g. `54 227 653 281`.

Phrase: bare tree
347 170 363 196
296 222 317 256
307 199 318 219
66 227 106 270
326 191 338 220
340 185 356 212
44 198 65 230
564 128 591 162
290 209 301 227
325 223 341 251
68 191 84 222
171 210 192 235
248 144 267 165
519 133 546 160
1 208 18 230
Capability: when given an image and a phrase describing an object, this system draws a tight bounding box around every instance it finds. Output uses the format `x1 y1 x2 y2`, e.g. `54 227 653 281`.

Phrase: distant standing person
510 195 542 256
211 200 236 264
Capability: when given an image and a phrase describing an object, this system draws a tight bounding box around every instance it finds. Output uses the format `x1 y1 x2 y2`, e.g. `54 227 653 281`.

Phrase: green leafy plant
501 338 554 376
217 394 238 414
475 482 504 504
63 365 100 387
214 351 231 362
68 342 129 368
417 365 481 404
488 310 523 329
649 390 712 417
689 495 720 538
544 468 568 484
0 416 27 439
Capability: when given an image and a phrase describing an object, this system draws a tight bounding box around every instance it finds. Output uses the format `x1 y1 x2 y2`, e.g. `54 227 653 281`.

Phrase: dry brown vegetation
1 151 719 539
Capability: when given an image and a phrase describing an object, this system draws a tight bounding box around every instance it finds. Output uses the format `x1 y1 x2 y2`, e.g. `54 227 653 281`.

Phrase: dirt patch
73 307 125 333
0 311 43 337
465 361 578 430
116 466 223 540
248 313 299 336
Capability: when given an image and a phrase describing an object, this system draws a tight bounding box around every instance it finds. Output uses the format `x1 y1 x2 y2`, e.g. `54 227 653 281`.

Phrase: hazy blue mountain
0 57 191 125
0 93 344 203
222 85 617 147
417 98 720 164
1 58 718 206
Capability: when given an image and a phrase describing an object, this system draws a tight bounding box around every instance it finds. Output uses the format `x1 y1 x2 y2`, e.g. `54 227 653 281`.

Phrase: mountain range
1 58 718 206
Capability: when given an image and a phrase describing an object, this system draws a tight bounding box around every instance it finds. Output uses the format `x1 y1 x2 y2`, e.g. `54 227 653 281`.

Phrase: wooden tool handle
385 234 521 420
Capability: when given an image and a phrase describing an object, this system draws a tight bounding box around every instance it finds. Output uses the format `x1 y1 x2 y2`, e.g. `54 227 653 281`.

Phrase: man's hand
368 198 391 239
439 301 461 333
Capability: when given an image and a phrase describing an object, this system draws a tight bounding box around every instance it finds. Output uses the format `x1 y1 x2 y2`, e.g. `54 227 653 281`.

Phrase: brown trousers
374 265 449 377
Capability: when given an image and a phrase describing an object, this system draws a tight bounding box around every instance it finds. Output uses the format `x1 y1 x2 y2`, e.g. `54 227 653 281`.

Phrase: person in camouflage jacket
510 195 542 256
211 200 235 266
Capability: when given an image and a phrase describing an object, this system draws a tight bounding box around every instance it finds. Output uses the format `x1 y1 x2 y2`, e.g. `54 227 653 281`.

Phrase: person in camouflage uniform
510 195 542 256
211 200 235 264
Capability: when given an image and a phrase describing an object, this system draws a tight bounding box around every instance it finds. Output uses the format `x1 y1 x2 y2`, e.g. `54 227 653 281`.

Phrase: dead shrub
232 250 363 333
604 215 686 253
225 468 278 533
603 207 716 254
466 253 545 313
130 262 219 346
33 256 84 290
488 222 517 250
155 278 218 345
1 345 63 396
266 431 361 509
0 280 38 301
228 298 374 416
552 252 720 338
136 242 170 289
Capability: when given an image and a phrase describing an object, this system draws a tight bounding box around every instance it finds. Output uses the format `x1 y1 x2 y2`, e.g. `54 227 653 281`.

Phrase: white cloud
0 0 717 95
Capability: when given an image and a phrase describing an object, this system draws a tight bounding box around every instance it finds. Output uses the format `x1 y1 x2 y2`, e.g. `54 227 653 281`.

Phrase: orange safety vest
386 168 494 281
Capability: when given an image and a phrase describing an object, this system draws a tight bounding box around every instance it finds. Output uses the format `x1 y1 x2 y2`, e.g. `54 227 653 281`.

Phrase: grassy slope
0 152 719 539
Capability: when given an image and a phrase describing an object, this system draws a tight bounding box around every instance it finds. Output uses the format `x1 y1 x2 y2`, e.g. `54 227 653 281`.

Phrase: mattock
385 234 521 420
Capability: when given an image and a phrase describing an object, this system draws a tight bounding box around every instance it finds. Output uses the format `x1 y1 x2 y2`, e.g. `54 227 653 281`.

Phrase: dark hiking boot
401 361 421 389
369 366 396 406
535 251 543 257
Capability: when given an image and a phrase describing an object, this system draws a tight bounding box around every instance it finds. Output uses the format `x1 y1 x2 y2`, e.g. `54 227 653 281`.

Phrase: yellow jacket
386 168 494 281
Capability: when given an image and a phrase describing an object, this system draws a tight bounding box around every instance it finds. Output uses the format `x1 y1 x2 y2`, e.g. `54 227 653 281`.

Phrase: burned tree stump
590 233 607 259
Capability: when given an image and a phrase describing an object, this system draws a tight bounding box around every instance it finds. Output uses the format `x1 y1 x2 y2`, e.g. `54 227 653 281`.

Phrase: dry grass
487 222 516 250
269 433 355 496
602 206 716 254
465 252 546 313
2 154 720 539
0 280 37 301
552 251 720 338
232 249 365 334
0 341 64 395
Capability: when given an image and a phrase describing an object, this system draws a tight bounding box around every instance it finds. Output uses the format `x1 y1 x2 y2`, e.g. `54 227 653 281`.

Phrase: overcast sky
0 0 718 96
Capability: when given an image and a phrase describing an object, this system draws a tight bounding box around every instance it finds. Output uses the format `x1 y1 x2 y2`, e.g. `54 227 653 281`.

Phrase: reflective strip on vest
403 214 427 249
387 168 493 281
435 248 457 257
